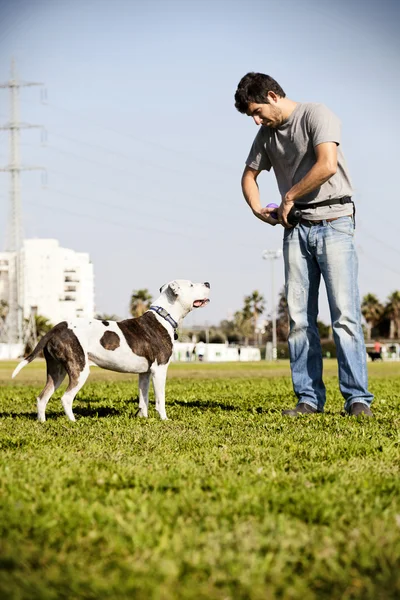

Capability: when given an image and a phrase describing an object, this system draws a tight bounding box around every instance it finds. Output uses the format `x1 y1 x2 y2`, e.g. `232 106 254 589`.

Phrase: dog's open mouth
193 299 210 308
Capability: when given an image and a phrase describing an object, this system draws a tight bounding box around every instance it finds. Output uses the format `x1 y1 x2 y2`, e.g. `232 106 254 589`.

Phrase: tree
233 310 253 345
209 330 225 343
219 319 241 344
275 287 330 341
385 291 400 339
244 290 266 344
129 289 152 318
361 293 384 340
24 314 53 354
317 321 331 339
276 287 289 341
95 313 121 322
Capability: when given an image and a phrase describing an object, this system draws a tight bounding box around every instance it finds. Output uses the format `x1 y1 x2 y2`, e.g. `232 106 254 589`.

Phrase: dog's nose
204 282 210 288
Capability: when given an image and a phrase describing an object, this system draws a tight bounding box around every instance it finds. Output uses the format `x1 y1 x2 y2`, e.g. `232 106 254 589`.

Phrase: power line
44 142 230 209
20 96 238 175
46 129 200 182
17 94 400 259
23 197 207 241
45 142 143 179
358 245 400 277
42 185 200 230
16 138 234 218
359 228 400 257
45 165 229 218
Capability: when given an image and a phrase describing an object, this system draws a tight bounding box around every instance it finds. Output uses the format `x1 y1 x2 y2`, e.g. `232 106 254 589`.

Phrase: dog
12 280 210 422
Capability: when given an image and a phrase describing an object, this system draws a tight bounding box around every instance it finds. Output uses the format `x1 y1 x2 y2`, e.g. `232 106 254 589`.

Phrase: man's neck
280 98 298 122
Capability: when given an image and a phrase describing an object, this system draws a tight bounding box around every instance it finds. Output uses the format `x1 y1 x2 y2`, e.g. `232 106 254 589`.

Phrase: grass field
0 359 399 599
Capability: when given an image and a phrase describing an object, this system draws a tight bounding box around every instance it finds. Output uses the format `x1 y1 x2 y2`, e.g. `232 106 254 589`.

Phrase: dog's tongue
193 299 209 308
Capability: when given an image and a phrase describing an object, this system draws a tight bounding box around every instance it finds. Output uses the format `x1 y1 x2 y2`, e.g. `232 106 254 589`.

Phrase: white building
0 239 95 325
172 342 261 362
0 253 12 306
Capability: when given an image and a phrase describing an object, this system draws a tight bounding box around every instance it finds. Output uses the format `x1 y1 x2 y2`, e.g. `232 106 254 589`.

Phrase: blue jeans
283 216 373 413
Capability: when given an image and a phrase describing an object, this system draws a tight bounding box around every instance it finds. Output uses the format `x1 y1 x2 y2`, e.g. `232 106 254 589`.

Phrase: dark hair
234 72 286 113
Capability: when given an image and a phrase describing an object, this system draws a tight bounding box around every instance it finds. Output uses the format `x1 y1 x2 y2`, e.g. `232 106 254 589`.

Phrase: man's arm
241 166 277 225
278 142 338 226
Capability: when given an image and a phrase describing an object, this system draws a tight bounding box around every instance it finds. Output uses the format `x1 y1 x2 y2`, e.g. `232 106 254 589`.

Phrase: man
234 72 373 417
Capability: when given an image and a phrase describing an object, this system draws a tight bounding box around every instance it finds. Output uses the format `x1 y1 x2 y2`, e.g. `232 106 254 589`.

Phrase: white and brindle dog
12 280 210 422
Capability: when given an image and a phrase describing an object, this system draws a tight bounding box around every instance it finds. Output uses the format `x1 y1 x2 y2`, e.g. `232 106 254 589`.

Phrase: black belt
300 216 344 227
295 196 353 209
295 196 355 227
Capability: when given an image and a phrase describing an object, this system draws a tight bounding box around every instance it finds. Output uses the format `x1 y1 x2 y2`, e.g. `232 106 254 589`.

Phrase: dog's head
159 280 210 315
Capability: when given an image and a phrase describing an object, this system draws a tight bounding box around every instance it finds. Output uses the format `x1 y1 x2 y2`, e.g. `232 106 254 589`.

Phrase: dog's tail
12 321 67 379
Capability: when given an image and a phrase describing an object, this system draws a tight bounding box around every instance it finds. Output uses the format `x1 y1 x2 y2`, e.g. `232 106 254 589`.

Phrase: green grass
0 359 399 599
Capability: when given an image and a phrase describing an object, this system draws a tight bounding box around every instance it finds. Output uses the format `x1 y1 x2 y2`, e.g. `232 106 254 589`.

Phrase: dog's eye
191 284 193 287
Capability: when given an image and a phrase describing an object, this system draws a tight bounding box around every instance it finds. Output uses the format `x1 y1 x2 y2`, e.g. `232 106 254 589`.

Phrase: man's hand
257 206 280 226
242 167 282 227
277 198 295 228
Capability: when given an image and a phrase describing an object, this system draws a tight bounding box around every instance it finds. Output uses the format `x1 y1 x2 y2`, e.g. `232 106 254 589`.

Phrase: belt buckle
302 219 321 226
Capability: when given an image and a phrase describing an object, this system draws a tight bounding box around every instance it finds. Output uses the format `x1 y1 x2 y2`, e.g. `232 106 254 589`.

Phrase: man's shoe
282 403 319 417
348 403 374 417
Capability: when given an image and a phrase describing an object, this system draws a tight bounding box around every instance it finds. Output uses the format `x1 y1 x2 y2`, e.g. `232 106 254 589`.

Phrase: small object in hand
287 206 302 226
266 203 279 220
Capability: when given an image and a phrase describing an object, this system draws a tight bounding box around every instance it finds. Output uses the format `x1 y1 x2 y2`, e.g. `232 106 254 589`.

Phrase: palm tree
244 291 266 344
35 315 53 337
361 294 384 340
233 309 253 346
129 289 152 318
24 314 53 354
385 291 400 339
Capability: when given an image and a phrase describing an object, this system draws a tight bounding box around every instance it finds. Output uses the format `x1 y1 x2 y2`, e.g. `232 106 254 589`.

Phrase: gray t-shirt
246 102 354 220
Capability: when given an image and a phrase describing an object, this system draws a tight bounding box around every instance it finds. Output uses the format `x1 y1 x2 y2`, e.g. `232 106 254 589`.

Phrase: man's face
247 101 284 129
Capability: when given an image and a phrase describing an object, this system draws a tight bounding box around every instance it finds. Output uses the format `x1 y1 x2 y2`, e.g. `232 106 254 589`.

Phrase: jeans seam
297 399 321 411
346 399 371 409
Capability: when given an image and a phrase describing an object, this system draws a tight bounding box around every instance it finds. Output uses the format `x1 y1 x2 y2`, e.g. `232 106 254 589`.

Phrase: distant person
234 72 374 417
197 341 205 362
373 340 382 361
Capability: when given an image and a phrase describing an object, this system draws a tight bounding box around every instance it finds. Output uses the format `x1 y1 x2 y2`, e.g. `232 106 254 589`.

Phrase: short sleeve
245 129 272 171
307 104 341 147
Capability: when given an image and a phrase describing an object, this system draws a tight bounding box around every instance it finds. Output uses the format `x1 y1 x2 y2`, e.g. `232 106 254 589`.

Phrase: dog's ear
159 283 167 293
169 281 180 295
164 280 179 303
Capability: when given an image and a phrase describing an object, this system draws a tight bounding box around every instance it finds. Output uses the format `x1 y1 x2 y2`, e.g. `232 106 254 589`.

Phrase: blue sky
0 0 399 327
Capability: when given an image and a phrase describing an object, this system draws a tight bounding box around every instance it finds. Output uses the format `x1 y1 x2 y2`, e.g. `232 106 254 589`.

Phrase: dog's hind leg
37 348 67 422
61 361 90 422
137 372 150 417
151 363 169 420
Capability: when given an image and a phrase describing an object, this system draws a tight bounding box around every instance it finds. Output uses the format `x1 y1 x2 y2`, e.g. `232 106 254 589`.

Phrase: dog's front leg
137 372 150 417
151 363 169 420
